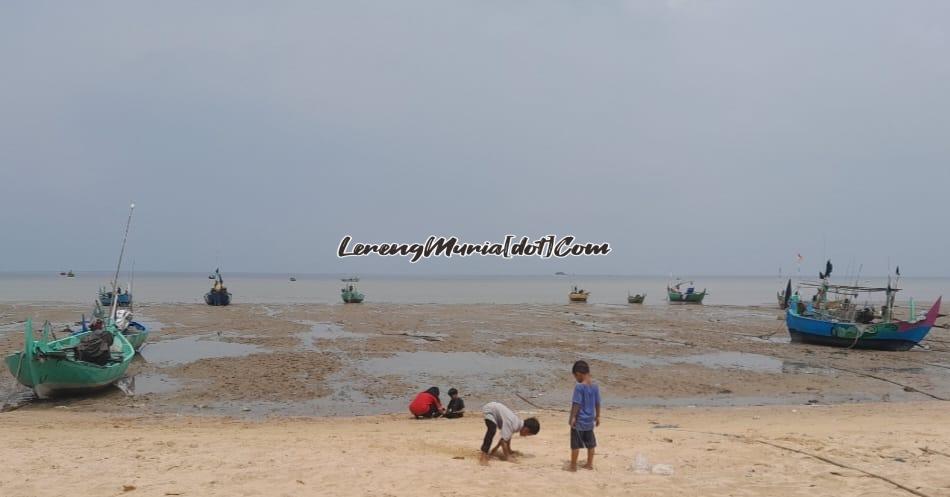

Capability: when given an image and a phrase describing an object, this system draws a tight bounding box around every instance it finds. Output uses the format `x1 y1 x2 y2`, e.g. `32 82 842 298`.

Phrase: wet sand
2 403 949 497
2 302 950 415
2 302 950 496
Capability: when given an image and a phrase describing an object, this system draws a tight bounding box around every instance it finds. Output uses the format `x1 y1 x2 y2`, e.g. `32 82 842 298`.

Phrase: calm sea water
0 272 946 306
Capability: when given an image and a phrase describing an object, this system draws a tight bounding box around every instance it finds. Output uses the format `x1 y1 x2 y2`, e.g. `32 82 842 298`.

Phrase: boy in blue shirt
569 360 600 471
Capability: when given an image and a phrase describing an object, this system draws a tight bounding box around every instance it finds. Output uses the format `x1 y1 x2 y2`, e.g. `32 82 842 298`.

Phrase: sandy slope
2 402 949 497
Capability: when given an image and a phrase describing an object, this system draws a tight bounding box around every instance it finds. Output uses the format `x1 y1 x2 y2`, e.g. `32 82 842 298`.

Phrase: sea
0 272 946 306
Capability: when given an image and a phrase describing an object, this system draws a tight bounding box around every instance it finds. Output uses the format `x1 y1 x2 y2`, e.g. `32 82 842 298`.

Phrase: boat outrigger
341 277 364 303
668 280 706 303
786 261 943 351
569 285 589 303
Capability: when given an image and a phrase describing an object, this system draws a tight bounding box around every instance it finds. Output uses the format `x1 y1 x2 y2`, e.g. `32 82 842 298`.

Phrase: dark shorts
570 428 596 449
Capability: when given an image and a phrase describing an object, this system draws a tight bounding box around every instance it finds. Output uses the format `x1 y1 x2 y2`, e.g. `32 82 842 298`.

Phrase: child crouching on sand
445 388 465 418
569 360 600 471
479 401 540 465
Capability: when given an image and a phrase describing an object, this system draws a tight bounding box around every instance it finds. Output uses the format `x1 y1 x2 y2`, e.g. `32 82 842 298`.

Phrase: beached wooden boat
786 262 942 350
788 294 942 351
98 286 132 307
341 277 364 303
4 319 135 398
205 269 231 306
569 286 589 303
627 293 646 304
668 281 706 303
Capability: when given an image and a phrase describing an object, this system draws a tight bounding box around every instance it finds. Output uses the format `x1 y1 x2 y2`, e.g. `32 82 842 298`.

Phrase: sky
1 1 948 276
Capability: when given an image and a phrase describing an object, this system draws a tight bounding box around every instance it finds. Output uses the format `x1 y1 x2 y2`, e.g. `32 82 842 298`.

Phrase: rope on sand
656 427 937 497
515 394 934 497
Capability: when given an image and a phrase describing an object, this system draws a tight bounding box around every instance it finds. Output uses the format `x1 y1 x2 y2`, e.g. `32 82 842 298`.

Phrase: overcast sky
1 1 948 276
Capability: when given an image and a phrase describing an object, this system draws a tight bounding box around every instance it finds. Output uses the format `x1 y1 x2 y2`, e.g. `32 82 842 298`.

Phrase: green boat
4 319 135 399
627 293 646 304
341 277 364 303
667 280 706 303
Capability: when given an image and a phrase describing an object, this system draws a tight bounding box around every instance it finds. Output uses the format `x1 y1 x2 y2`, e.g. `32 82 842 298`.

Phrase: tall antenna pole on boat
129 259 135 313
110 203 135 321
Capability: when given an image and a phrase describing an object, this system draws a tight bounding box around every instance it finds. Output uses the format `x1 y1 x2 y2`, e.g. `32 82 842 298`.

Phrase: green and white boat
4 319 135 399
341 277 365 303
667 280 707 303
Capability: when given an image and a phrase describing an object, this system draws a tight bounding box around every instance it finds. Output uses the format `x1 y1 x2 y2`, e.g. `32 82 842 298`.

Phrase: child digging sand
479 401 540 465
569 360 600 471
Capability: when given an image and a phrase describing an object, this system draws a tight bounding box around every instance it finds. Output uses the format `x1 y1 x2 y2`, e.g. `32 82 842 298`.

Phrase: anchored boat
668 280 706 303
627 292 646 304
569 285 589 303
205 268 232 306
341 277 364 303
786 262 943 351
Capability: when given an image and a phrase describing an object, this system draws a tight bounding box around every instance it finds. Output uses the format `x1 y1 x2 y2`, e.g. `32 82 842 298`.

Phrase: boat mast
109 203 135 321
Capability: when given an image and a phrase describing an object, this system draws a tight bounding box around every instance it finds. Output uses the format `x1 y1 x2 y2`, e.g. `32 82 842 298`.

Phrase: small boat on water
98 286 132 307
668 280 706 303
66 270 75 278
289 277 297 282
569 285 589 303
786 262 943 351
627 293 646 304
341 277 364 303
205 268 231 306
4 319 135 398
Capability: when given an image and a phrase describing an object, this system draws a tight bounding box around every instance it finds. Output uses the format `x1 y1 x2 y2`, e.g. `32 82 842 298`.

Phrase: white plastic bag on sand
632 453 650 474
631 454 674 476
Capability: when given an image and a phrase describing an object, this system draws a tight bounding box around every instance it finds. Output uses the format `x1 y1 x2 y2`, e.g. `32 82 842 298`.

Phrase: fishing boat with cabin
205 268 232 306
668 280 706 303
785 261 943 351
98 286 132 307
341 277 364 303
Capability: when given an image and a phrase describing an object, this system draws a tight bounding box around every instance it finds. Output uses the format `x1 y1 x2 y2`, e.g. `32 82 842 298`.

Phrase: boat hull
786 297 941 351
341 291 364 303
4 326 135 399
205 290 231 306
569 293 588 302
627 295 645 304
123 322 149 351
668 290 705 303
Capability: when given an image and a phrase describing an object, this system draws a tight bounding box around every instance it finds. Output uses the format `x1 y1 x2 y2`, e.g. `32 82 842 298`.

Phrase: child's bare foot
582 463 594 470
567 463 577 472
479 453 490 466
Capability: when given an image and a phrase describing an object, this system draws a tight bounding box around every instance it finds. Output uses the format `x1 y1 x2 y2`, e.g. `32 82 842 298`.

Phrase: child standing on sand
569 360 600 471
479 401 540 465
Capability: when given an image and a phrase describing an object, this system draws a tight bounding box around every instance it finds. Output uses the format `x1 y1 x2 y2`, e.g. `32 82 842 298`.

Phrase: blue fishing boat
98 286 132 307
786 262 942 351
